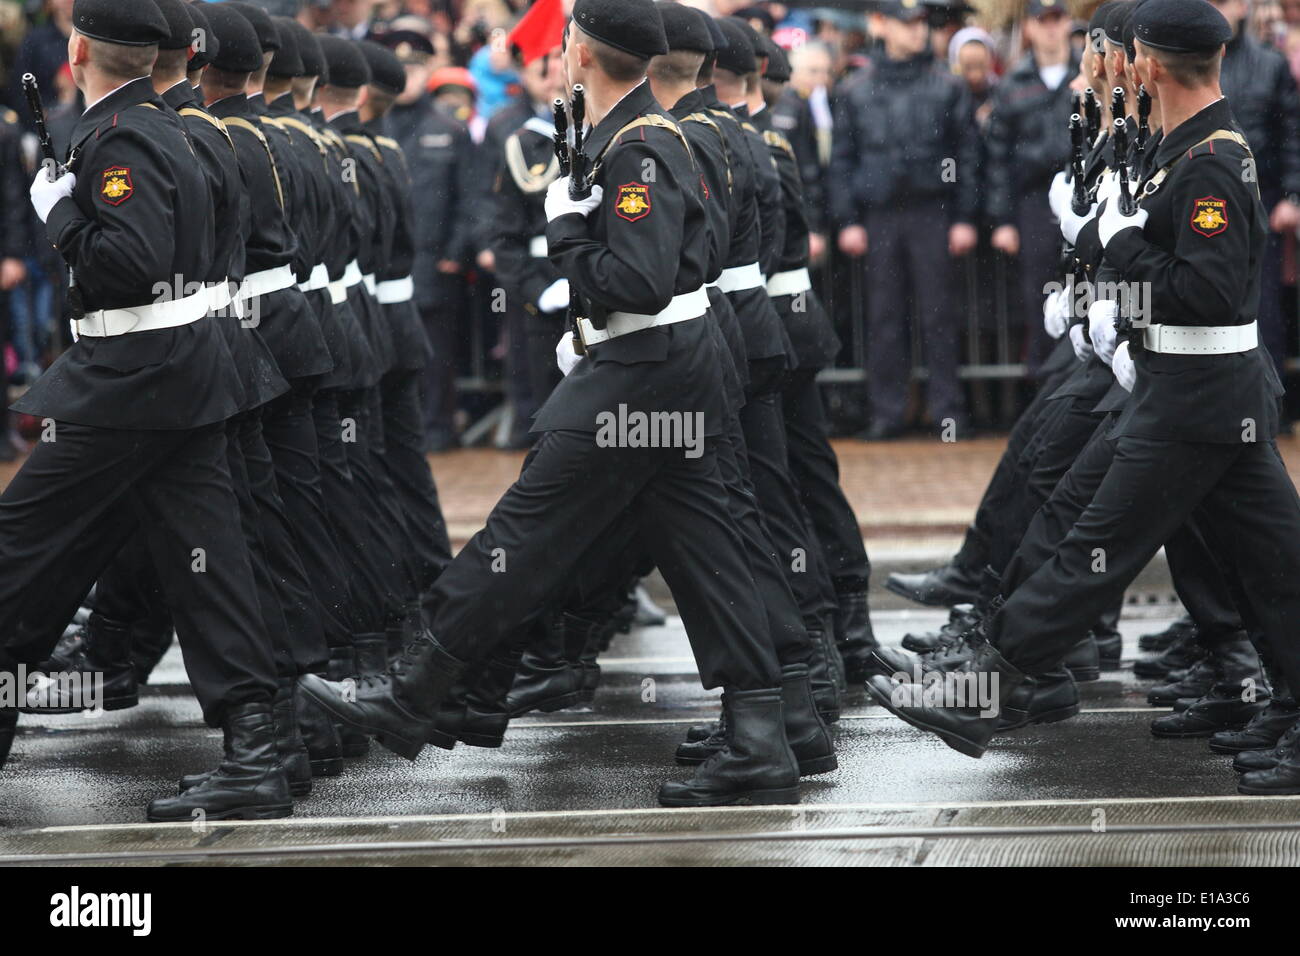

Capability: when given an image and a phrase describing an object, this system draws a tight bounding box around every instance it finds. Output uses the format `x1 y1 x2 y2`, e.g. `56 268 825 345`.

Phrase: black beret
571 0 668 60
1123 5 1140 61
267 16 303 77
186 2 219 69
224 1 280 52
1133 0 1232 53
242 0 301 14
151 0 193 51
656 2 713 55
358 40 405 95
72 0 170 47
288 19 324 79
1104 0 1135 45
702 12 727 55
733 6 775 34
762 38 790 83
713 17 757 75
876 0 929 21
378 29 435 63
317 34 371 89
204 2 263 73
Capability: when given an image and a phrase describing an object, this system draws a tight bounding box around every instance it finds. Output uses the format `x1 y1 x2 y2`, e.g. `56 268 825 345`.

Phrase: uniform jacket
536 81 724 436
1106 98 1280 444
829 52 980 227
15 77 242 430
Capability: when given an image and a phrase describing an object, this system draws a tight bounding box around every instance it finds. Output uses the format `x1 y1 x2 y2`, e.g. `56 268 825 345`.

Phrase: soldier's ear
69 33 90 69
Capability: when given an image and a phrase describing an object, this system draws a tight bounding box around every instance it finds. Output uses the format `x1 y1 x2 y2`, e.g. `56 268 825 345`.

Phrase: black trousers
782 368 871 591
995 431 1300 694
862 199 966 428
0 423 274 724
431 429 779 691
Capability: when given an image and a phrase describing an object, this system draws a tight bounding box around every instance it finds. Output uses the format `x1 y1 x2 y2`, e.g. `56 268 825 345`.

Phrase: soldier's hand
555 332 582 376
30 168 75 223
538 279 570 314
990 225 1019 257
1088 299 1119 364
949 223 978 257
545 177 604 221
1069 323 1093 363
838 225 868 258
0 258 26 292
1043 287 1071 340
1048 170 1073 222
1111 341 1136 392
1097 198 1148 248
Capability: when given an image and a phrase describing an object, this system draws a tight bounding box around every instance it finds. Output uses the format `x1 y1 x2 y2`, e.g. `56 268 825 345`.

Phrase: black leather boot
685 720 719 743
659 688 801 806
832 586 875 683
885 561 981 608
129 607 175 685
294 673 343 776
675 708 726 764
149 701 293 822
1139 614 1194 653
506 618 580 716
1233 719 1300 773
1062 634 1101 683
1151 636 1268 737
1134 628 1205 680
562 613 606 704
1147 657 1217 706
386 602 424 661
1238 724 1300 795
805 622 841 723
1093 605 1123 669
300 632 467 761
1211 691 1299 754
427 662 475 750
459 648 524 748
330 645 370 759
866 642 1026 758
996 668 1080 731
632 583 668 627
24 613 138 714
901 603 981 654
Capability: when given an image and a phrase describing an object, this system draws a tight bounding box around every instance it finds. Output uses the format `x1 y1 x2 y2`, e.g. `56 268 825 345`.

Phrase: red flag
507 0 566 65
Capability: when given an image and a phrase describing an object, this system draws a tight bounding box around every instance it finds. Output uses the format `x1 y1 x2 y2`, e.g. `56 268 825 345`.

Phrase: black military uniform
1 0 290 820
829 0 979 435
303 0 805 809
870 1 1300 796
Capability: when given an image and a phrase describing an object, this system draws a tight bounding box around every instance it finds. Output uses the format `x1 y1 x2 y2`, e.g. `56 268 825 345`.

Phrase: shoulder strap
1143 129 1257 200
374 135 400 151
591 113 694 179
504 130 561 195
681 111 732 192
179 106 235 151
345 133 384 164
221 115 285 209
762 128 795 161
273 115 328 156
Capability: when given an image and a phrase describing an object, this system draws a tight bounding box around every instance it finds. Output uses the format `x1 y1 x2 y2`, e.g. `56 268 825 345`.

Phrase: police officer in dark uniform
870 0 1300 797
2 0 291 821
302 0 805 808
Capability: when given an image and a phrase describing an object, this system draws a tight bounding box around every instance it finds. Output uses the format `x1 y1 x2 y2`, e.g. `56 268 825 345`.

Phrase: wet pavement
5 606 1298 866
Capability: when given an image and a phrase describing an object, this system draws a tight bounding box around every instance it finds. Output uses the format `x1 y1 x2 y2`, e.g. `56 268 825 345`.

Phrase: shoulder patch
101 166 133 205
1190 196 1228 237
615 182 651 222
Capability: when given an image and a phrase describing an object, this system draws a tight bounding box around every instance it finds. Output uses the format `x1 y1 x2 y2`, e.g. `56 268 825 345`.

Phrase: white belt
578 286 709 348
208 279 233 311
1143 321 1258 355
328 280 348 305
766 267 812 298
364 273 377 295
376 276 415 305
343 260 364 289
73 286 210 339
716 262 765 294
529 235 548 258
241 264 297 301
299 263 330 292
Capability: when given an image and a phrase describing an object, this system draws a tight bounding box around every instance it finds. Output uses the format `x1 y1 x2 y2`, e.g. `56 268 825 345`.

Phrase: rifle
552 97 570 178
1069 113 1090 215
553 85 593 354
1083 87 1101 141
1135 85 1151 164
1111 117 1135 216
22 73 82 321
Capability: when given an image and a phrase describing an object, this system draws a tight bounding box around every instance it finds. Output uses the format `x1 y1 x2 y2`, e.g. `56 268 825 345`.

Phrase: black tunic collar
329 108 364 135
207 93 251 119
1151 98 1234 169
161 80 197 111
668 87 705 119
580 81 657 164
70 76 161 155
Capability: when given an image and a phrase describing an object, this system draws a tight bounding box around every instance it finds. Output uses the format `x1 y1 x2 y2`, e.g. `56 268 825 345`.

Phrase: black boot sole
797 754 838 776
864 680 989 758
1237 781 1300 795
298 683 427 762
289 780 312 797
458 732 505 748
1210 738 1284 755
308 756 344 776
146 802 293 823
1064 665 1100 683
900 637 946 654
507 690 580 718
998 702 1081 731
658 786 800 807
1152 721 1253 739
427 728 459 750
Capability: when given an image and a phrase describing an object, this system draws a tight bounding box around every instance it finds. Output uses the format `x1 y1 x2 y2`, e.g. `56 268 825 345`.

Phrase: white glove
1095 169 1120 209
545 178 604 221
1043 287 1071 340
1097 197 1149 248
555 332 582 376
1069 323 1093 362
1048 170 1073 222
1058 199 1097 245
30 168 75 223
1088 298 1119 365
1111 340 1136 392
537 278 569 314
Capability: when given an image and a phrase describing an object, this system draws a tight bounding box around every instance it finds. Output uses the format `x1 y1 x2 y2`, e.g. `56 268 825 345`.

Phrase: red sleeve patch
1190 196 1227 237
101 167 134 205
615 182 651 222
